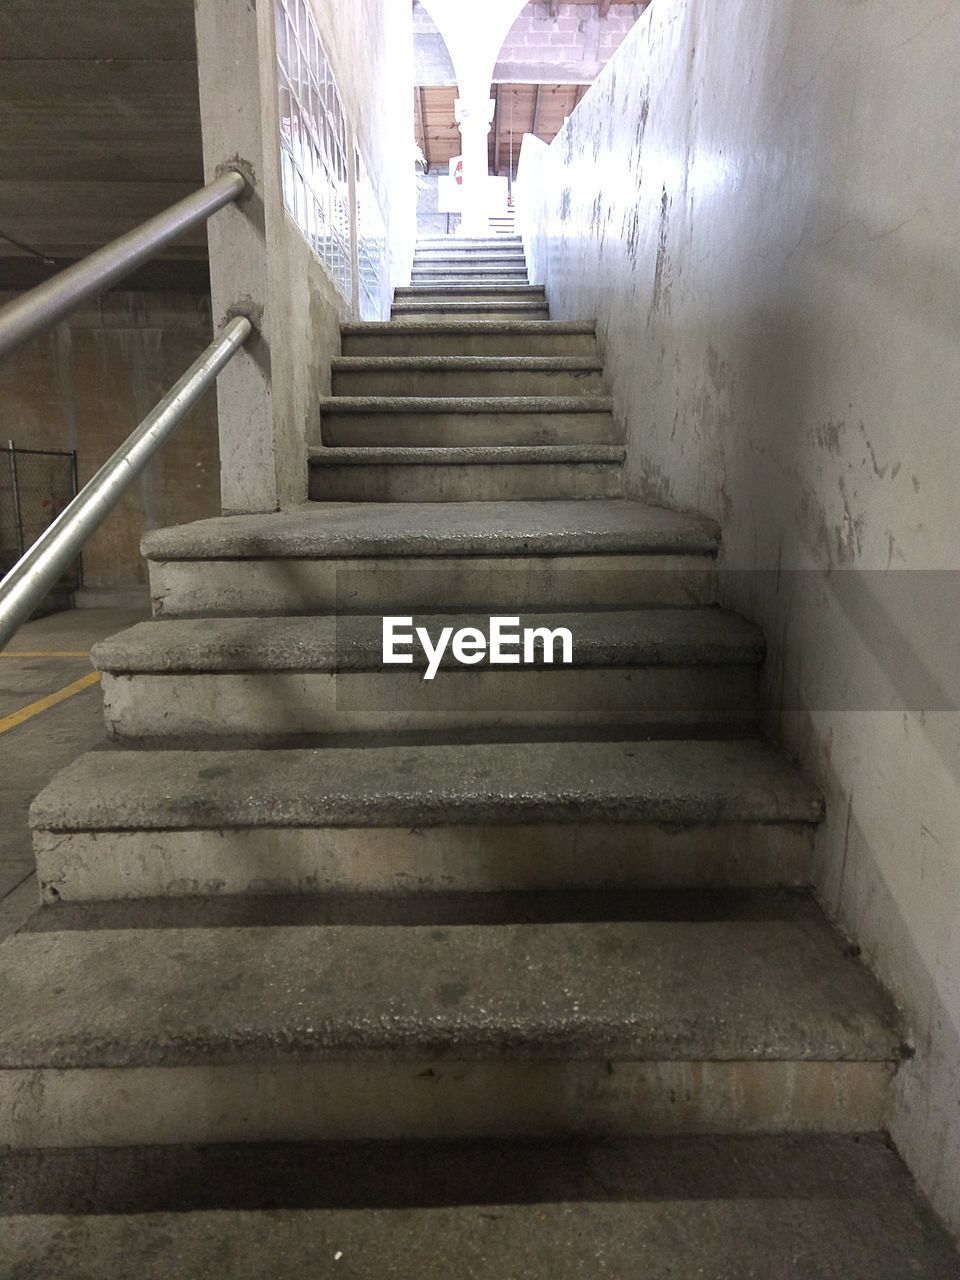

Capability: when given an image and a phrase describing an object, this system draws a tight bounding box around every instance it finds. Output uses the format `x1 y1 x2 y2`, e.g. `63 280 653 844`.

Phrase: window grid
356 148 388 321
275 0 352 299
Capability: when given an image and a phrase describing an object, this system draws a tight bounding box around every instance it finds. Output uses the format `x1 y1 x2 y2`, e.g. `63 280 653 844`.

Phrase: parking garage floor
0 607 149 941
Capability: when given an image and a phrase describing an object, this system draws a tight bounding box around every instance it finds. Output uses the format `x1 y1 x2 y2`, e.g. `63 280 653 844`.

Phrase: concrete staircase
2 236 951 1276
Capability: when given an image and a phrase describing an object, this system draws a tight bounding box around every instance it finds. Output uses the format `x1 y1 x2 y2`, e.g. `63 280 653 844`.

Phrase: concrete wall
197 0 415 514
414 1 644 86
0 293 219 590
0 0 204 285
518 0 960 1237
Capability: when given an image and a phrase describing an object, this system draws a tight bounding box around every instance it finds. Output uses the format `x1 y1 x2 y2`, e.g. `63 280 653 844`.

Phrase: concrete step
92 607 763 741
414 247 522 258
5 1135 957 1278
341 320 597 358
412 254 527 266
415 243 523 253
0 896 898 1145
320 388 616 446
307 444 623 501
411 265 528 277
330 357 600 392
392 301 550 321
143 500 720 615
406 280 533 292
32 739 818 900
398 285 542 296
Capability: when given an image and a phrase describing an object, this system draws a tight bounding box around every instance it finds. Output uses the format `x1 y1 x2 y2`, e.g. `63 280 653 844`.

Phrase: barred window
275 0 352 299
355 148 388 320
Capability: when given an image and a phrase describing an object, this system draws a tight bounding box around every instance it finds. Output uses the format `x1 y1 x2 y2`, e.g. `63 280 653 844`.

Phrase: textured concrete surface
32 820 815 902
0 293 221 588
0 608 147 940
30 738 822 832
141 500 720 560
0 911 900 1067
309 444 624 465
92 608 763 673
519 0 960 1232
148 552 718 615
308 459 623 502
340 321 597 358
315 395 613 412
330 356 605 398
3 1134 957 1278
98 665 758 738
319 406 621 447
333 355 597 370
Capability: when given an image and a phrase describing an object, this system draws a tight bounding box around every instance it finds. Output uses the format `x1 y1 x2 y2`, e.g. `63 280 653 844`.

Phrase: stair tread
92 607 764 673
317 397 611 414
393 302 547 312
141 500 719 561
308 445 624 466
4 1133 957 1279
0 898 898 1068
331 356 600 370
31 738 821 831
342 321 593 334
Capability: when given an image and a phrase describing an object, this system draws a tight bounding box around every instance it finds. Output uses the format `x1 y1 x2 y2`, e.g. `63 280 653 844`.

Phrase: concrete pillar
455 98 496 237
194 0 278 514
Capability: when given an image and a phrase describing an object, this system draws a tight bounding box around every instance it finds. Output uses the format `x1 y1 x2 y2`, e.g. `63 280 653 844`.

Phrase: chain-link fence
0 443 82 592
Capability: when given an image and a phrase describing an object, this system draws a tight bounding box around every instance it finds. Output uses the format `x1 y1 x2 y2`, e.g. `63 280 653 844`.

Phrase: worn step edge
341 321 594 335
0 910 899 1068
30 739 821 832
92 608 764 674
392 303 548 313
315 396 613 414
330 357 601 372
308 445 625 467
140 500 721 561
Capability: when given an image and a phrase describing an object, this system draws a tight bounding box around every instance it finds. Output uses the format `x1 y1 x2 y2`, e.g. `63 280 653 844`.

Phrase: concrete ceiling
0 0 206 290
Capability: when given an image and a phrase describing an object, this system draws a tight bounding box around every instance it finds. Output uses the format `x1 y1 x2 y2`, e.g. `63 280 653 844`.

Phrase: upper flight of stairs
1 235 944 1277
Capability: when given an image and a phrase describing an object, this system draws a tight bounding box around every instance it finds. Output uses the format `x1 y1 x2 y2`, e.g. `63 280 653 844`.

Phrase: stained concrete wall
518 0 960 1237
0 293 219 591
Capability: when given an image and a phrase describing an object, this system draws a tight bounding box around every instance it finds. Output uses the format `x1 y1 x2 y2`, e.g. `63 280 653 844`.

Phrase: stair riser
413 255 527 265
330 369 604 397
148 556 719 616
405 287 535 297
99 668 759 740
417 242 522 252
320 410 620 447
308 461 621 501
392 308 550 321
33 823 813 902
0 1059 891 1148
341 333 597 358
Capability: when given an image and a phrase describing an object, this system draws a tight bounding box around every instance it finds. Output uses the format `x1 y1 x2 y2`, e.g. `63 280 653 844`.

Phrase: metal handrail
0 170 247 361
0 316 251 650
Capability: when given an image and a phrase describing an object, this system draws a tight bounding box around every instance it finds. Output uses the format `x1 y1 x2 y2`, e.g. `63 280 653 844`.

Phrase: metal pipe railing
0 316 251 650
0 170 247 361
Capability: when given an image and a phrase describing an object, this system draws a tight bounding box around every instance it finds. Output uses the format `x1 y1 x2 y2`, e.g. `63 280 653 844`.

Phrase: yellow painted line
0 671 101 736
0 651 89 659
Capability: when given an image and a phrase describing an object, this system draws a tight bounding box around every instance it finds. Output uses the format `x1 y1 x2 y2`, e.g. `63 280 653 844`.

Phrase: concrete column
194 0 277 514
455 98 496 237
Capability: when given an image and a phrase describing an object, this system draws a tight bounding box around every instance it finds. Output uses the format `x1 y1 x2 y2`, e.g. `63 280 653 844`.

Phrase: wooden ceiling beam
492 83 502 175
418 86 431 171
532 83 543 137
599 0 613 15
